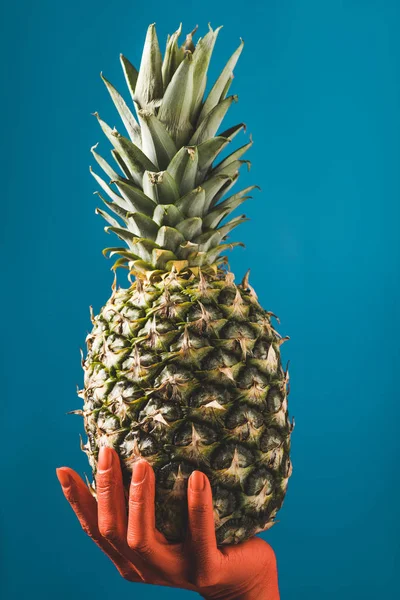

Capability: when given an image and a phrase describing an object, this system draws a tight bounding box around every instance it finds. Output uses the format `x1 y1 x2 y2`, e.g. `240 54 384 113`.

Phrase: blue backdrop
1 1 399 598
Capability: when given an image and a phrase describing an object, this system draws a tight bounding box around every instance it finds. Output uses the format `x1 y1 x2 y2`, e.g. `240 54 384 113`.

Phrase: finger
56 467 141 581
127 460 157 555
96 446 127 547
187 471 219 586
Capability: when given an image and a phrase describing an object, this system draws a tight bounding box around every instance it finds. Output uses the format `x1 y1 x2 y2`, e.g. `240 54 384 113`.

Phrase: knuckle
98 523 120 543
264 544 277 568
96 479 114 498
128 498 145 510
193 569 219 588
191 554 219 587
190 503 210 516
127 536 152 555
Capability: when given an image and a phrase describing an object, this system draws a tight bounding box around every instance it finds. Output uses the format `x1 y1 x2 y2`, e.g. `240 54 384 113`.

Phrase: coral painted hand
56 447 280 600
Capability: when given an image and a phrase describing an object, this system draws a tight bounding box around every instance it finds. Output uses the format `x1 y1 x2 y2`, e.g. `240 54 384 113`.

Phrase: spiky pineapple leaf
202 207 230 229
143 170 180 204
166 146 198 195
158 53 194 147
131 238 160 262
112 131 157 183
203 195 252 229
189 96 238 145
190 25 222 119
209 172 239 208
138 109 178 170
202 241 244 264
91 144 121 181
106 226 138 248
94 113 157 185
111 150 132 179
196 137 230 179
214 185 260 210
101 73 141 146
217 214 248 238
194 229 223 251
128 213 159 240
198 39 244 123
90 167 130 210
102 246 131 258
219 122 246 141
176 217 203 239
212 139 253 175
152 248 178 269
155 226 185 252
175 187 207 218
111 180 156 216
120 54 139 103
134 23 163 110
96 192 131 221
162 23 183 91
152 204 181 227
95 207 120 228
202 174 233 214
212 159 250 180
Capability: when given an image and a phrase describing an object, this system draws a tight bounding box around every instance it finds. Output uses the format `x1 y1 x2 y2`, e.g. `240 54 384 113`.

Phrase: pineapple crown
91 23 259 279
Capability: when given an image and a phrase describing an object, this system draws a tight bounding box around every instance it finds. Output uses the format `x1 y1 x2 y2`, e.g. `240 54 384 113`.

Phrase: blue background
1 0 399 598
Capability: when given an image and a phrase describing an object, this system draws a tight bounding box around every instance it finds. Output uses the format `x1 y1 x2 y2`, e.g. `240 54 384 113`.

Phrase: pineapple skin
80 268 292 545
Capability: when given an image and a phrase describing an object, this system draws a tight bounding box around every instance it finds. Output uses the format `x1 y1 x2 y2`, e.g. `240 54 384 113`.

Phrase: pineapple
78 23 293 545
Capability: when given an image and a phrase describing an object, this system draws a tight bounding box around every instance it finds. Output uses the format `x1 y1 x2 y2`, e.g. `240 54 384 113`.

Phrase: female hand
56 447 280 599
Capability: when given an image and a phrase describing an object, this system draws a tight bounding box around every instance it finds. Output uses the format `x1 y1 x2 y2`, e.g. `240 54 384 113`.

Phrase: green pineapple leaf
176 216 203 239
166 146 199 195
128 213 159 240
162 23 183 90
91 144 121 181
143 170 180 204
134 23 163 110
155 225 185 251
138 109 178 170
111 180 156 216
100 73 142 146
198 39 244 123
189 95 238 145
175 187 207 217
158 53 195 147
120 54 139 103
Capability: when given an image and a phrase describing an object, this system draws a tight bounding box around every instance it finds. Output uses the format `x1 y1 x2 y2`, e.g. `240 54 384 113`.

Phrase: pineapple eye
211 443 253 470
220 321 256 340
173 421 217 446
157 461 193 489
218 288 238 305
119 430 158 458
225 404 264 430
260 428 283 451
213 486 238 517
237 366 269 389
244 468 274 496
266 388 284 413
188 384 232 407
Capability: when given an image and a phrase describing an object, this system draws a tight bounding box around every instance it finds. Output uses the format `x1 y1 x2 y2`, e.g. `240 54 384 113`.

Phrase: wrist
202 573 280 600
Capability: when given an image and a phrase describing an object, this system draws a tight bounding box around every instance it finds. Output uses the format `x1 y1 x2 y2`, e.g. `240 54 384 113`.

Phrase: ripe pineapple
78 23 293 545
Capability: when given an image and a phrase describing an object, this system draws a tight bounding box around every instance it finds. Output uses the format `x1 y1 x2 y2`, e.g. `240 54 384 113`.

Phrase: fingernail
56 468 72 489
189 470 205 491
132 460 147 484
98 446 113 471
